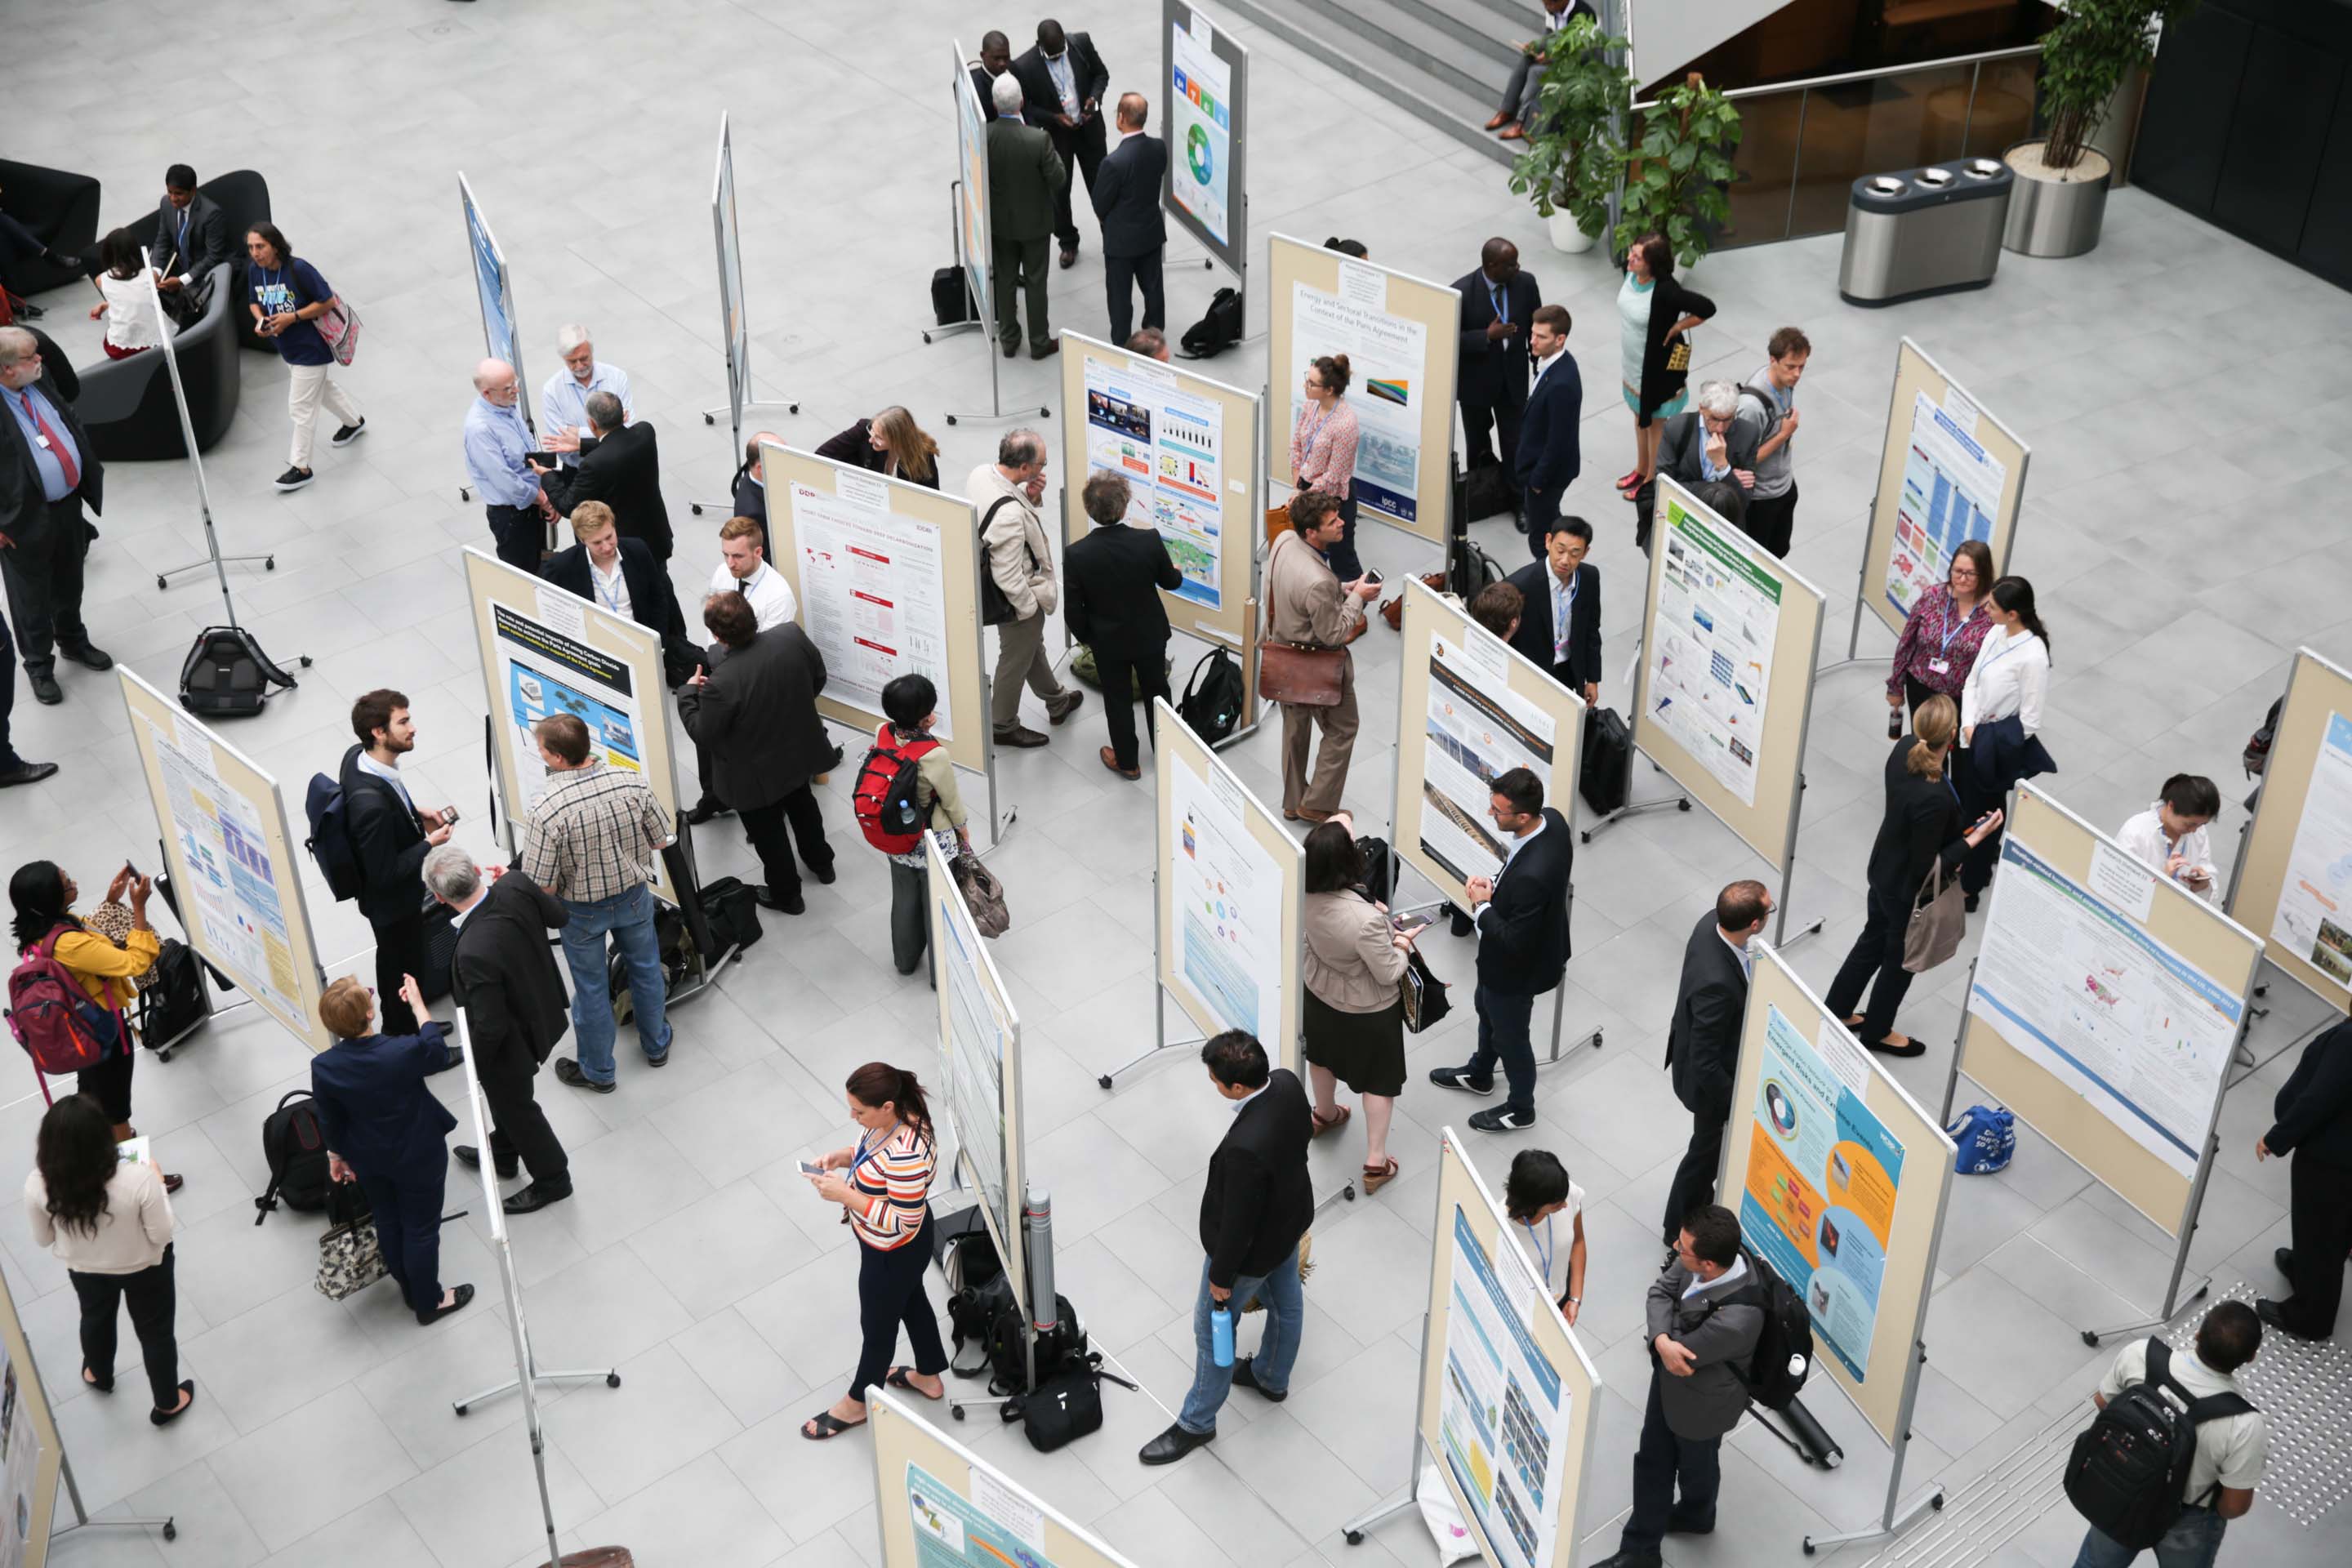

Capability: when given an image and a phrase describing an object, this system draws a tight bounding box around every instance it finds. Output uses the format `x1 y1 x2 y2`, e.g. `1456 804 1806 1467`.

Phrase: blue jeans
1177 1249 1303 1435
559 884 671 1084
1467 983 1539 1116
2071 1508 2225 1568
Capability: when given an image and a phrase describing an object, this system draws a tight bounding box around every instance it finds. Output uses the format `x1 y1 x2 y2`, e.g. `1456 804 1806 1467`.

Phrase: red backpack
854 728 942 854
7 932 126 1080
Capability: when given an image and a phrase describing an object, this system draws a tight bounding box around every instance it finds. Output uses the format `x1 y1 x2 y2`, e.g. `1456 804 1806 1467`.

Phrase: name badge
33 434 51 449
1927 658 1950 674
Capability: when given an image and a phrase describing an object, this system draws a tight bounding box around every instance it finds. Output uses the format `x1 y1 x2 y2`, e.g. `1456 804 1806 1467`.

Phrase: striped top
846 1121 936 1251
521 759 671 902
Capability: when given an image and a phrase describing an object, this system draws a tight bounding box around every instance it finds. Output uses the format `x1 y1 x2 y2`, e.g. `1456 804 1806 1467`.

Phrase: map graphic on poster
953 42 991 328
1083 356 1224 609
1421 631 1555 888
144 717 306 1028
1170 757 1281 1038
1290 278 1428 527
0 1336 40 1568
1439 1207 1571 1568
1885 391 2003 622
1740 1004 1905 1383
906 1461 1058 1568
938 898 1012 1258
1971 838 2245 1177
1649 494 1781 805
461 178 519 390
492 604 646 811
1169 20 1232 249
2272 710 2352 993
792 477 957 740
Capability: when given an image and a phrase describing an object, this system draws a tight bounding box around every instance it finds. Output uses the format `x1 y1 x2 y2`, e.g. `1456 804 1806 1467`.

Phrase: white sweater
25 1161 175 1274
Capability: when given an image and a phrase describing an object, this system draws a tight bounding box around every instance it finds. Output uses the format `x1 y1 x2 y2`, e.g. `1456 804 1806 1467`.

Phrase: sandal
1615 468 1643 490
884 1366 942 1401
800 1410 867 1441
1310 1105 1352 1138
1361 1157 1400 1196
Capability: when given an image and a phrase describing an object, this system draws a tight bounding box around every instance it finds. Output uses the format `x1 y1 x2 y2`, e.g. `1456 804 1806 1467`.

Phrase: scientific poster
953 42 991 326
144 716 305 1029
1083 355 1224 610
1439 1207 1571 1568
1169 756 1281 1039
938 896 1012 1255
1648 494 1781 806
1420 630 1556 887
460 176 519 381
1885 390 2003 622
1290 271 1428 528
0 1337 37 1568
1971 838 2244 1178
1169 18 1232 251
1740 1004 1905 1383
2271 710 2352 994
492 602 647 811
906 1462 1058 1568
791 475 957 739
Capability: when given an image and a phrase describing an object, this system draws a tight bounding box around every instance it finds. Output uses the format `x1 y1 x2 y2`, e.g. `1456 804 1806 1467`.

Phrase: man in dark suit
1515 303 1582 557
1660 880 1771 1246
539 501 695 684
1013 19 1111 268
969 30 1013 114
428 845 574 1215
339 690 457 1038
1454 238 1541 484
546 390 672 560
0 325 109 707
1092 93 1168 349
2257 1017 2352 1340
1505 516 1601 706
1429 768 1573 1132
1142 1030 1314 1465
1064 471 1180 781
676 591 835 916
728 430 780 558
987 71 1067 359
148 164 233 305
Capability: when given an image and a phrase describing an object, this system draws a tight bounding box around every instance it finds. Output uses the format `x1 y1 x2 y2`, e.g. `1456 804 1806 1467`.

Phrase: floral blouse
1290 399 1359 499
1887 584 1992 701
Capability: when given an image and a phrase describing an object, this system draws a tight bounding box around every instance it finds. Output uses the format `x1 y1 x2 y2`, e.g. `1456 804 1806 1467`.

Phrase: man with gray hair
966 429 1080 747
463 358 556 571
987 69 1066 359
0 326 111 706
539 325 631 468
430 843 573 1213
1655 380 1758 500
546 388 673 560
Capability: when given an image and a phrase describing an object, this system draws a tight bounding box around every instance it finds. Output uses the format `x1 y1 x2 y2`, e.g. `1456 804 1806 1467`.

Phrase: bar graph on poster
1082 354 1226 611
1884 389 2003 623
2270 710 2352 995
1169 757 1281 1039
1439 1205 1572 1568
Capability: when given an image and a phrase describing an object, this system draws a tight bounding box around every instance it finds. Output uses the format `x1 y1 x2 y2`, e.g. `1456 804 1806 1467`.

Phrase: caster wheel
923 332 935 345
1343 1183 1356 1202
607 1373 621 1388
947 415 960 426
1344 1530 1363 1545
691 503 705 516
455 1403 470 1416
1677 800 1691 812
156 575 167 590
158 1049 173 1063
703 412 715 425
951 1404 965 1421
265 556 276 570
2082 1330 2100 1347
1036 407 1049 417
1579 830 1592 844
1931 1494 1945 1512
1098 1074 1112 1089
789 403 800 414
1592 1028 1604 1047
163 1522 177 1542
300 655 314 667
1803 1540 1816 1556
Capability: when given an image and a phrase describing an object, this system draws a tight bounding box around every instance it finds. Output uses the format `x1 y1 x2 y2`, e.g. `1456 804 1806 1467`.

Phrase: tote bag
1901 860 1966 973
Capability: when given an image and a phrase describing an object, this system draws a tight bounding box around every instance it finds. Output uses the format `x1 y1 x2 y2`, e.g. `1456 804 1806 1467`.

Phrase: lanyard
1299 403 1330 455
1528 1214 1555 1287
1936 595 1976 657
591 564 626 612
1976 630 2028 678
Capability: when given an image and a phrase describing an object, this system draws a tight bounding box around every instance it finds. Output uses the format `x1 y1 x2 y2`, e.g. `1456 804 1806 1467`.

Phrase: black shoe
503 1183 572 1215
416 1282 475 1325
1468 1105 1535 1133
755 884 805 915
12 301 41 320
1231 1358 1286 1402
1031 339 1061 360
644 1047 670 1068
47 252 82 271
1138 1422 1214 1465
2275 1247 2296 1278
1964 891 1980 913
29 672 61 705
1665 1508 1716 1535
274 466 314 492
0 761 57 787
453 1146 519 1180
149 1380 196 1427
1450 909 1474 938
994 724 1048 749
1592 1551 1663 1568
330 418 366 448
553 1057 615 1094
2256 1298 2324 1340
56 642 112 671
811 862 838 885
1002 339 1019 359
1428 1066 1495 1096
684 796 733 826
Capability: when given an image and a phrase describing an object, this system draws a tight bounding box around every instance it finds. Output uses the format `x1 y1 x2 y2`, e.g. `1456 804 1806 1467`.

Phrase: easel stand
928 180 1048 430
1099 950 1204 1090
51 1454 176 1548
1799 1343 1946 1555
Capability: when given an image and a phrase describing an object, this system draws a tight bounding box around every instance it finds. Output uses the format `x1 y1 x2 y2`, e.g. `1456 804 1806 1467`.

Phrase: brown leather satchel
1257 534 1351 707
1265 501 1294 545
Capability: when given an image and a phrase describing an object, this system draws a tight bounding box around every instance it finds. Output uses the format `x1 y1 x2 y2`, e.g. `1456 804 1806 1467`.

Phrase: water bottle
1211 1306 1235 1367
1887 704 1904 740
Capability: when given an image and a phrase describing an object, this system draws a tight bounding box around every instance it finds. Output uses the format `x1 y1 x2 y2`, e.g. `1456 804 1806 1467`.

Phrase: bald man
1453 238 1543 499
1094 92 1168 347
462 359 555 572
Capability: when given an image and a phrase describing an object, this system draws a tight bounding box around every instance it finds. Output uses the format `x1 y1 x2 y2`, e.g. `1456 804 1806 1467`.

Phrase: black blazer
149 192 233 280
1198 1067 1314 1288
1453 267 1542 409
450 871 572 1077
1514 351 1582 496
0 345 100 544
731 466 768 555
1092 133 1168 257
310 1024 457 1183
1477 808 1573 996
1064 522 1180 657
541 536 680 639
676 624 831 811
813 420 940 490
1865 736 1970 915
1013 34 1110 140
1664 909 1748 1116
1631 271 1716 422
2266 1018 2352 1165
1503 559 1601 692
549 421 671 560
1656 409 1760 492
338 745 428 926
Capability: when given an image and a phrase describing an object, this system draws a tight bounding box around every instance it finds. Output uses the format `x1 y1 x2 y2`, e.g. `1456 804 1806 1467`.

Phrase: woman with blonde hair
815 405 940 489
1822 695 2004 1056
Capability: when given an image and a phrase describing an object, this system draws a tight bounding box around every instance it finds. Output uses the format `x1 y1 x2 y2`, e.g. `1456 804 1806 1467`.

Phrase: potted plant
1505 16 1633 254
1611 73 1741 271
2004 0 2195 256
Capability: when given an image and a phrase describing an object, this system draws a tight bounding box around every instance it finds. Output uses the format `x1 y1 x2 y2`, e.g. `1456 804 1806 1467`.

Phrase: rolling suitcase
1579 706 1633 817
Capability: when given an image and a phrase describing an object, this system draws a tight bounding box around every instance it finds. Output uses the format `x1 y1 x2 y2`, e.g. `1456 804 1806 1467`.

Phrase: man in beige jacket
1268 491 1378 820
966 429 1081 747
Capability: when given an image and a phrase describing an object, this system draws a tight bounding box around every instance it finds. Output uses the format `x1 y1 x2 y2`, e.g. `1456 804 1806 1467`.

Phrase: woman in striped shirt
801 1062 949 1439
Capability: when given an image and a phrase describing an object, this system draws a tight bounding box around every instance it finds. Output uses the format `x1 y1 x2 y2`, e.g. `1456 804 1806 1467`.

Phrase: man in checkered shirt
521 712 675 1092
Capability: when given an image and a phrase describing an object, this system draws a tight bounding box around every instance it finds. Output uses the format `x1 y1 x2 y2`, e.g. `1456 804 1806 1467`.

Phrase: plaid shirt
521 760 671 902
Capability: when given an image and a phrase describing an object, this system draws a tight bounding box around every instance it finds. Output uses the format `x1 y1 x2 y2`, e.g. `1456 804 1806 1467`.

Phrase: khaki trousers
1279 661 1358 815
991 608 1067 728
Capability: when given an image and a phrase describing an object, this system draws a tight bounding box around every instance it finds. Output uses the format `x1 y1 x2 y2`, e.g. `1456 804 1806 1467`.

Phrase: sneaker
1468 1106 1535 1134
1428 1065 1495 1096
274 466 314 492
329 418 367 448
552 1057 616 1094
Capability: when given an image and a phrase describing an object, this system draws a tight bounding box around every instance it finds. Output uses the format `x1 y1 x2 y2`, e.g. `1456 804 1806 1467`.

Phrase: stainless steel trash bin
1838 158 2014 307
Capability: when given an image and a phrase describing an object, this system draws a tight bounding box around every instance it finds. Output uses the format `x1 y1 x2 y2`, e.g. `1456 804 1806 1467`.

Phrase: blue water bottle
1211 1305 1235 1367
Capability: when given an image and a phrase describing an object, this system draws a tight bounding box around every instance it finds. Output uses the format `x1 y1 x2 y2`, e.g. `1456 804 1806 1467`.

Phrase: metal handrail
1629 41 2042 110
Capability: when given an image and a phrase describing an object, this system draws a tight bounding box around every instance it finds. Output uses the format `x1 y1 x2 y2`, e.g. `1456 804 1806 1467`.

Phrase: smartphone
1363 569 1384 586
443 805 461 825
798 1160 826 1177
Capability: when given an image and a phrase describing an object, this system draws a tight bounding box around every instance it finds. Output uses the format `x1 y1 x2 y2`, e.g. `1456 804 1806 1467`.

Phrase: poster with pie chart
1163 2 1249 277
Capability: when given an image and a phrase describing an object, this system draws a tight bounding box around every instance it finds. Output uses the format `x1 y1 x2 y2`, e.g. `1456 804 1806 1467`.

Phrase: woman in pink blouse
1290 354 1364 580
1886 539 1994 724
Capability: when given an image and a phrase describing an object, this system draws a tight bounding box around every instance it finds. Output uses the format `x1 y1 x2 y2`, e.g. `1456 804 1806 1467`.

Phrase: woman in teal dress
1616 234 1716 494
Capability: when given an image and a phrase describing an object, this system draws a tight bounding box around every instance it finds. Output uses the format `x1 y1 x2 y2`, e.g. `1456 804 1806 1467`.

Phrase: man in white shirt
708 514 797 630
540 326 632 466
2115 776 2222 905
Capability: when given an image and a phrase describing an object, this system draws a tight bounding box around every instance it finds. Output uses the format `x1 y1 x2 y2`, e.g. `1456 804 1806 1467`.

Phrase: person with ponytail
800 1062 948 1439
1956 575 2056 907
1824 695 2006 1056
2117 774 2224 905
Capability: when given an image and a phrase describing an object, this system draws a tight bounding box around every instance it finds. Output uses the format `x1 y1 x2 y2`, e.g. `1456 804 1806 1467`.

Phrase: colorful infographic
1170 754 1281 1039
1885 390 2003 622
906 1461 1059 1568
1169 16 1233 251
1082 355 1225 610
1648 493 1782 807
1438 1207 1571 1568
492 602 647 811
1740 1004 1905 1383
2271 710 2352 994
1289 270 1429 527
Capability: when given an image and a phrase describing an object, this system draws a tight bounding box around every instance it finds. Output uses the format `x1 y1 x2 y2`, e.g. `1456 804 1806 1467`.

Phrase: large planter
1548 207 1597 253
2002 140 2111 257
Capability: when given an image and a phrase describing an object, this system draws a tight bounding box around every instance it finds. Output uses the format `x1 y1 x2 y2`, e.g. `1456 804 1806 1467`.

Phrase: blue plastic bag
1948 1103 2016 1174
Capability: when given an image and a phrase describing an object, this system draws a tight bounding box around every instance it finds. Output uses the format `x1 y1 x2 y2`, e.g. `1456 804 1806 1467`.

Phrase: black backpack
1690 1249 1812 1410
1178 647 1246 743
2243 696 2285 778
136 939 207 1058
976 497 1032 627
180 626 297 717
987 1292 1087 1397
1178 287 1243 359
303 773 366 902
254 1089 332 1223
1580 707 1634 817
942 1229 1009 1375
1356 835 1398 903
2064 1339 2254 1550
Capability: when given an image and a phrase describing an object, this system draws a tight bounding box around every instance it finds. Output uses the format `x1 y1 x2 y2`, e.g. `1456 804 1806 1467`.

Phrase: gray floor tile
207 1384 418 1552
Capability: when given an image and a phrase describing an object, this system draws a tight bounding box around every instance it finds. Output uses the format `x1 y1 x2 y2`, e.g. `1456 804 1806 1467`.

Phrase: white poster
937 879 1013 1256
1970 837 2244 1179
1438 1205 1571 1568
1885 390 2004 624
1648 492 1782 806
0 1335 36 1568
1169 20 1233 250
491 603 649 812
953 41 991 327
1419 631 1556 889
2272 710 2352 993
1083 354 1225 611
791 479 956 740
144 717 305 1029
1289 280 1428 528
1169 755 1281 1040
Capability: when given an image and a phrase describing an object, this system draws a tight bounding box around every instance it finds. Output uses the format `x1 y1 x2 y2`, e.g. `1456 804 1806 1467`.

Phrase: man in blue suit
1093 93 1168 350
1514 304 1581 558
1454 238 1542 485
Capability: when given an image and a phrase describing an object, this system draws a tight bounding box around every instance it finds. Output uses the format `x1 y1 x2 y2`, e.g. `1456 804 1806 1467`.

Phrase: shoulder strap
981 494 1037 572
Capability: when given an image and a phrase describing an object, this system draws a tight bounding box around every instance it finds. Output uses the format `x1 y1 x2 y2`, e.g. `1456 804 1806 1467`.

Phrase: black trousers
889 858 933 977
849 1217 948 1402
1048 122 1107 247
371 910 432 1036
1662 1102 1726 1244
1622 1367 1722 1552
1104 248 1165 347
1094 640 1170 772
480 1055 569 1187
484 502 540 572
1742 481 1798 557
355 1165 446 1316
1460 390 1526 479
1467 984 1539 1117
742 784 833 899
1956 747 2004 894
70 1245 180 1410
1 497 93 677
1321 492 1365 582
1903 672 1942 725
2282 1152 2350 1336
76 1047 136 1125
1824 890 1915 1041
1522 483 1562 558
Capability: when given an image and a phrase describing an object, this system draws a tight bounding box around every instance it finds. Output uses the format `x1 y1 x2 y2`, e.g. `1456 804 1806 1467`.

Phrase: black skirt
1303 989 1405 1098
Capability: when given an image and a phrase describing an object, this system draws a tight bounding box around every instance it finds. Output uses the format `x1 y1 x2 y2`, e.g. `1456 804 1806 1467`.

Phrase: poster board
1860 338 2029 639
1632 476 1824 868
1162 0 1249 278
1152 697 1303 1071
1266 233 1459 545
462 547 683 906
1963 783 2263 1236
871 1388 1139 1568
458 173 531 436
1392 576 1587 914
118 669 333 1054
1058 330 1261 653
927 833 1027 1324
762 443 990 777
0 1269 62 1568
1418 1129 1601 1568
951 38 992 330
711 113 751 455
1722 945 1956 1447
2225 648 2352 1016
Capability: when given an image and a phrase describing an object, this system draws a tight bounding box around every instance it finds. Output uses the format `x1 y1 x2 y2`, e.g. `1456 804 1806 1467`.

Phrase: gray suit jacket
986 118 1067 244
1647 1260 1765 1440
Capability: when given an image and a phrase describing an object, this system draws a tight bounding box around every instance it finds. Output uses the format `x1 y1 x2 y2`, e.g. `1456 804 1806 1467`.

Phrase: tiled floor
4 2 2351 1566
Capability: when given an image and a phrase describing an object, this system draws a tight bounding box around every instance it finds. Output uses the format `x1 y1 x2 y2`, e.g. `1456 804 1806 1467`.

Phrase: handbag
82 901 159 993
1401 947 1452 1032
314 1182 385 1301
315 297 360 366
1664 337 1690 373
1255 536 1349 708
1947 1103 2016 1174
950 850 1010 938
1901 859 1967 973
1265 501 1294 544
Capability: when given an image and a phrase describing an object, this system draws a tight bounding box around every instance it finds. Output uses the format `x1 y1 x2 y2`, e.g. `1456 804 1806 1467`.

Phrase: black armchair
0 159 100 296
121 170 273 352
74 262 243 461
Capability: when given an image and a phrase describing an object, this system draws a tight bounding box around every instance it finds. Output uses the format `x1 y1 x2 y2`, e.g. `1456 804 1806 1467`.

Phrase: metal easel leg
452 1363 619 1416
1343 1433 1429 1545
156 550 274 589
1098 993 1202 1089
51 1454 176 1544
1577 791 1690 844
2078 1134 2219 1347
1802 1345 1943 1553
